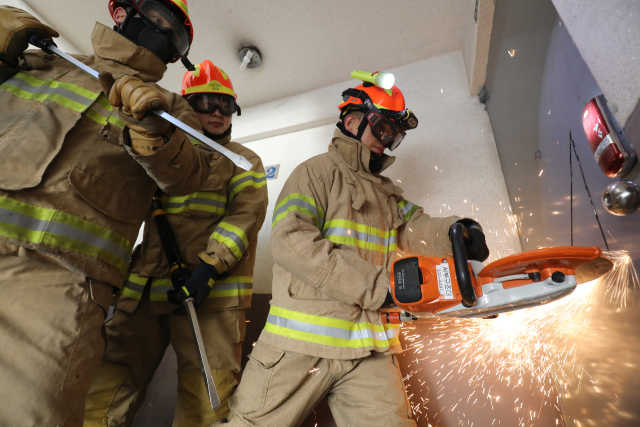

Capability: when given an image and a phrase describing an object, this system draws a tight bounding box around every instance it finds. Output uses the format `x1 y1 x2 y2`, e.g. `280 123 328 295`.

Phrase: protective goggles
187 93 241 116
366 112 405 151
139 0 190 57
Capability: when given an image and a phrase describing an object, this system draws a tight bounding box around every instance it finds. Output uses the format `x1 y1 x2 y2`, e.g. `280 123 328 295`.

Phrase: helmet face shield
139 1 190 56
366 112 405 151
188 93 238 116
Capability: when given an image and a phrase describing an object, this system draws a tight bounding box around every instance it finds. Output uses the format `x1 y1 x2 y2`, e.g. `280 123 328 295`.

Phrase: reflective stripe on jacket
0 23 212 287
259 129 459 359
121 272 253 302
117 134 268 314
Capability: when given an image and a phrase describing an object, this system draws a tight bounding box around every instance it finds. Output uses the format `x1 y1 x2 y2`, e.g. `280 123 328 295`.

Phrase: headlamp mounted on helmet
187 93 241 116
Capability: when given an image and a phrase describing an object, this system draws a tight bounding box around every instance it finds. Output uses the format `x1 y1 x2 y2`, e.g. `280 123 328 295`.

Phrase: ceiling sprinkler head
239 46 262 70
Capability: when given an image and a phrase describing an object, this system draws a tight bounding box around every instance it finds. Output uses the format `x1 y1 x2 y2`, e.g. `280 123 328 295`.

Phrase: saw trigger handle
450 223 477 307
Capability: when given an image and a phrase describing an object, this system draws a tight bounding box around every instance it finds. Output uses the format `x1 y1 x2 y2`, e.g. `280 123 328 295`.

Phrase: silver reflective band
322 226 397 248
0 207 130 263
3 74 96 108
229 174 266 194
214 226 247 254
274 199 322 222
214 281 252 291
400 201 416 217
267 313 399 343
163 197 226 211
124 279 147 293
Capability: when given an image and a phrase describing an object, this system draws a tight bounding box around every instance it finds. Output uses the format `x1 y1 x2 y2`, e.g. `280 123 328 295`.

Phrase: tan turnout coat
117 134 269 314
260 129 459 360
0 23 212 288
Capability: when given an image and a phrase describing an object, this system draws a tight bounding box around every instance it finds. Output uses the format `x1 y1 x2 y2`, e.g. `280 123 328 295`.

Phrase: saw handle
450 223 477 307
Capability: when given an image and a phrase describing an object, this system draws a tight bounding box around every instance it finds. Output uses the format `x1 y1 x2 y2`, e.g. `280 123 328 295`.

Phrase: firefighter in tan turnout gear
0 1 212 425
216 73 490 427
85 60 268 426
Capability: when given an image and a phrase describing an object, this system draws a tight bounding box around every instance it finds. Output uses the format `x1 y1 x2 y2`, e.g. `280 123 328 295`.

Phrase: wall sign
265 164 280 180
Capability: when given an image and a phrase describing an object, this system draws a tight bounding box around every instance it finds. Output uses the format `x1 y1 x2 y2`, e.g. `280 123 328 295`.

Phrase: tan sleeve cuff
198 252 225 273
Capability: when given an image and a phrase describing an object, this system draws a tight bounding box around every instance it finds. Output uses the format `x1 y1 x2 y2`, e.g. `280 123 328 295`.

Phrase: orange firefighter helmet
182 60 241 116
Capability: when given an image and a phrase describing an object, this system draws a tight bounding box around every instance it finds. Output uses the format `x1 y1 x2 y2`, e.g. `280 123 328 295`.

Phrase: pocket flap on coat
0 102 80 190
249 343 285 369
69 167 144 224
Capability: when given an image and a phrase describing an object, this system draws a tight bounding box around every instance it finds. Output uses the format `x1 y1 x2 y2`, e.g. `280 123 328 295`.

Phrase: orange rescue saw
382 224 613 323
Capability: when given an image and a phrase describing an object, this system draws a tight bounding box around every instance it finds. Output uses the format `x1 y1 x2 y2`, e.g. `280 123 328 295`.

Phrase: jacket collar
212 133 232 146
330 129 395 175
90 22 167 82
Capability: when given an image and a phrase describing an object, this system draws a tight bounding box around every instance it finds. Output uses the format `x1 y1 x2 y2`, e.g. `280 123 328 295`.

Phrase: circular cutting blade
575 256 614 284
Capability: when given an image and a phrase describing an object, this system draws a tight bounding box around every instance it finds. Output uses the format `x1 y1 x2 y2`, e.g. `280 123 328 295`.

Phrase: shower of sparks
399 251 637 426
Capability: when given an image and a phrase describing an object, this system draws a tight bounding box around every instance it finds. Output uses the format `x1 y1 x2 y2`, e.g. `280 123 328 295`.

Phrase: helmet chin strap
337 111 369 141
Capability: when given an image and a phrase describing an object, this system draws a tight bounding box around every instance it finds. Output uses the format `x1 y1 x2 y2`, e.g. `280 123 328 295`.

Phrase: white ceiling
26 0 464 107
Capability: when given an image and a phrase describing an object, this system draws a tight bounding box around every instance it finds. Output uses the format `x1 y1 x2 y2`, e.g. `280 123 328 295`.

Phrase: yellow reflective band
398 200 420 222
121 273 148 300
183 82 235 97
0 71 99 113
322 219 397 254
210 222 248 260
272 193 325 229
172 0 189 16
228 171 267 203
126 275 255 302
209 275 253 297
264 306 400 349
0 196 132 273
182 286 190 296
84 95 126 129
160 192 227 215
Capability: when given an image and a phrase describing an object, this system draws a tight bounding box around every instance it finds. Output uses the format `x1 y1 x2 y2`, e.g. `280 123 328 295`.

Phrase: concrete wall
551 0 640 129
239 51 522 294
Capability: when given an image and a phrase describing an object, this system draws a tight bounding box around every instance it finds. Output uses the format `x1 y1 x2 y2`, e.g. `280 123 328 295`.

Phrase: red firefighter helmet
108 0 193 60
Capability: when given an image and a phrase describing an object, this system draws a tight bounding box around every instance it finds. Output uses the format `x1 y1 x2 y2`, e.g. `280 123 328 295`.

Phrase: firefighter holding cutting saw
85 60 268 426
0 1 212 425
215 73 490 427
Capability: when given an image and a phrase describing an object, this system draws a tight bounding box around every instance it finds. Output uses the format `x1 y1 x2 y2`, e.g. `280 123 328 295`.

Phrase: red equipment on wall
582 95 636 178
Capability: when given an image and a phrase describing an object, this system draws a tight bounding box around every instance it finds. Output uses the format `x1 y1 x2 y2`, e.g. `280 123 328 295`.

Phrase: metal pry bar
184 297 221 410
29 34 252 171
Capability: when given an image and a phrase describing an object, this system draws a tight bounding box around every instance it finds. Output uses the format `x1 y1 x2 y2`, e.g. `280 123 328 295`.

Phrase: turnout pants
0 254 113 427
215 340 416 427
84 295 245 427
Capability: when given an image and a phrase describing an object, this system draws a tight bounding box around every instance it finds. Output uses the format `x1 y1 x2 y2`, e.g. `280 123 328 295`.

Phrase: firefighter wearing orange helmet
0 1 212 425
215 73 488 427
84 60 268 426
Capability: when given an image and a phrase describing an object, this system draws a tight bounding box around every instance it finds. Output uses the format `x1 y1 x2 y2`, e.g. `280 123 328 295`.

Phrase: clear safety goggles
139 0 190 56
188 93 239 116
366 112 405 151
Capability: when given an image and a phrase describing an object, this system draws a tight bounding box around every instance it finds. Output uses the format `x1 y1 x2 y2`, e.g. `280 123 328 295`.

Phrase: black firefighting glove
449 219 490 262
167 262 220 314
